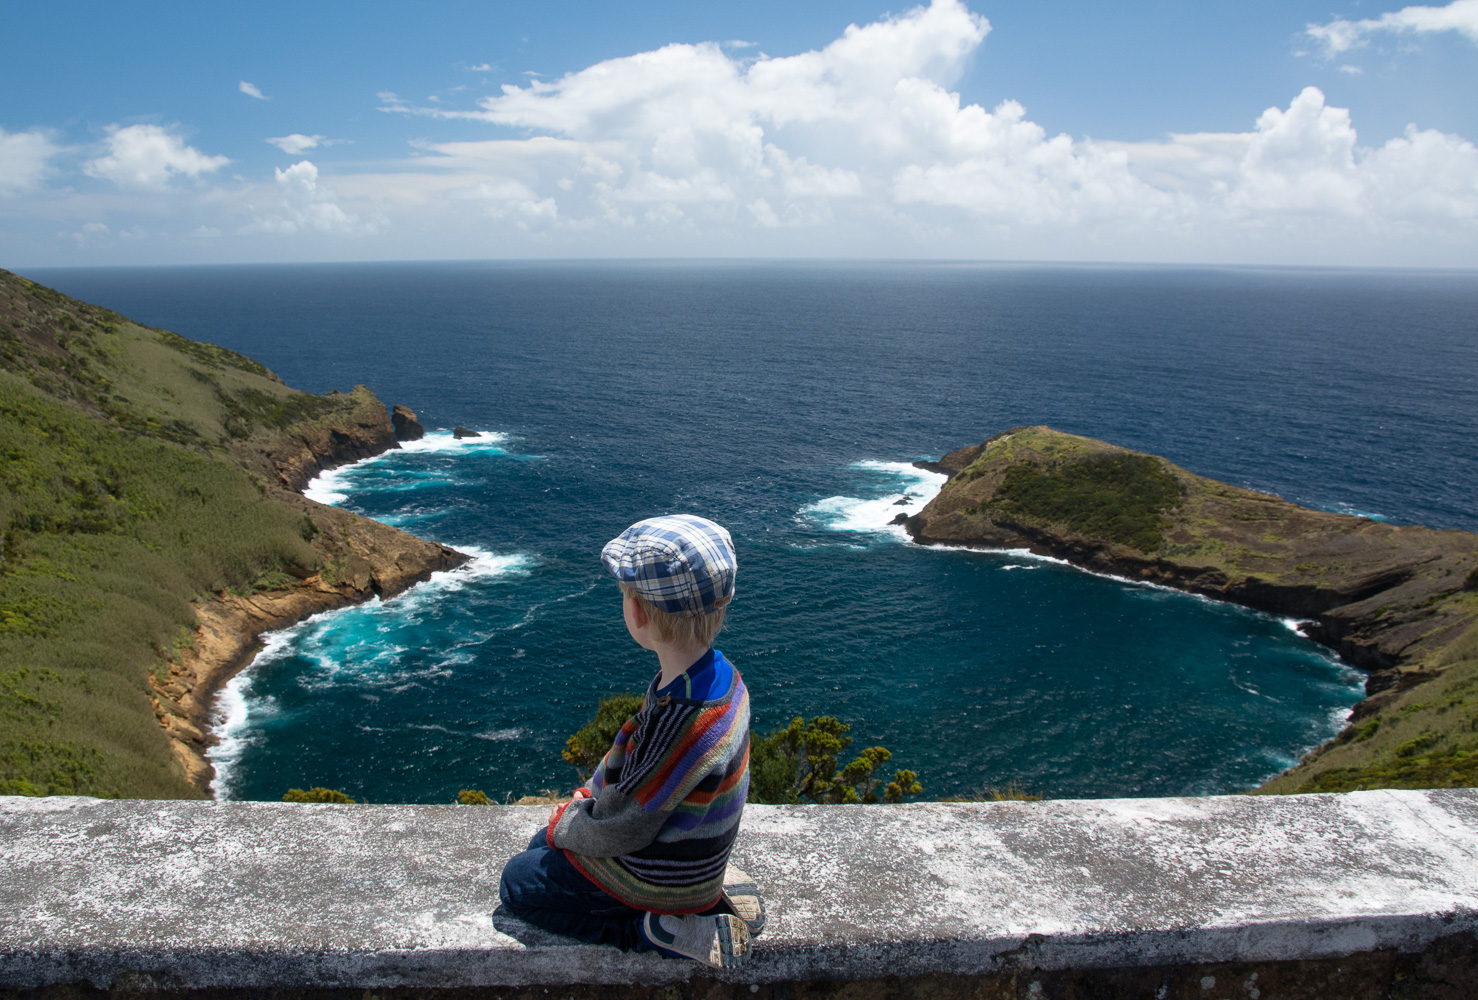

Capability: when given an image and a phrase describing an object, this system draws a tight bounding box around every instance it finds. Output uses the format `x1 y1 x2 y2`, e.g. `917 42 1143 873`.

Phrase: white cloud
83 124 230 189
239 80 269 100
378 0 1466 248
266 133 330 155
352 0 1478 261
1307 0 1478 57
14 0 1477 265
0 127 60 196
1104 86 1478 230
242 160 384 236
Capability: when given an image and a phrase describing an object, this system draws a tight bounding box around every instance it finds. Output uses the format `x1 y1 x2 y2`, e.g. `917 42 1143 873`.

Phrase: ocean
30 261 1478 803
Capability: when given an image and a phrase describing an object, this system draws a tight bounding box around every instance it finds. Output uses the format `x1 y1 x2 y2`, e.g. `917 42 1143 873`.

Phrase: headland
906 426 1478 793
0 269 465 798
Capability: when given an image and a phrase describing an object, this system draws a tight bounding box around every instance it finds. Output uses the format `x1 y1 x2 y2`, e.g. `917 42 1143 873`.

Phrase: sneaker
722 866 767 938
642 911 751 969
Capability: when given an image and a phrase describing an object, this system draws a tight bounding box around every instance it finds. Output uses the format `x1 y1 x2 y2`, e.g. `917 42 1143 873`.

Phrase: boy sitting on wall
498 514 764 969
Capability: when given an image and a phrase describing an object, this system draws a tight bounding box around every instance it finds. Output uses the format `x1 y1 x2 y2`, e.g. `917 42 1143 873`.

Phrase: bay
31 261 1477 802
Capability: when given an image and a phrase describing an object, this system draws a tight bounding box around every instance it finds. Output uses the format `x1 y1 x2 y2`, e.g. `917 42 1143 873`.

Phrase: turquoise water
32 261 1473 803
209 435 1359 804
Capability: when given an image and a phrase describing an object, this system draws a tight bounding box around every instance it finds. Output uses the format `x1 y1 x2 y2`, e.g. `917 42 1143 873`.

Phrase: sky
3 0 1477 268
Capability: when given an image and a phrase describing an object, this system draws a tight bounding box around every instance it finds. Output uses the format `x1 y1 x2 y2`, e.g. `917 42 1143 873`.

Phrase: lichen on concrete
2 791 1476 992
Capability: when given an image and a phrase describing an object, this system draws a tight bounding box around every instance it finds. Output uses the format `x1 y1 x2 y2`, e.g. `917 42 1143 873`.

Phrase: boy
498 514 761 969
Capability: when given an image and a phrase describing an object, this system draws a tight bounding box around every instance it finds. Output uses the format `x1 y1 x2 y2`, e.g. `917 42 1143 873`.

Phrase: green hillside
0 270 390 798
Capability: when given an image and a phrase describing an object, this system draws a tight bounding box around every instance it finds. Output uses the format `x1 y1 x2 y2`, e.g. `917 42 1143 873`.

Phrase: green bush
995 453 1185 553
282 786 356 803
562 692 646 778
747 716 922 804
458 788 492 805
1299 743 1478 792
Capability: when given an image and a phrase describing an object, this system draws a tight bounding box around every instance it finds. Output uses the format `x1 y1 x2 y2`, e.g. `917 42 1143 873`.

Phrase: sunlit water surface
33 262 1477 802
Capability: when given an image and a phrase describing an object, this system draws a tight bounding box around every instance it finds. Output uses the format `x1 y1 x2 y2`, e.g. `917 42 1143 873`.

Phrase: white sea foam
302 430 512 506
418 545 533 596
303 466 352 505
396 429 509 454
205 544 533 800
1327 502 1391 522
476 727 526 742
801 460 947 540
208 627 302 799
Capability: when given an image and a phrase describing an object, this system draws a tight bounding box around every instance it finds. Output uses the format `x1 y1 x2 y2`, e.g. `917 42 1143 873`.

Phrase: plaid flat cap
601 515 737 616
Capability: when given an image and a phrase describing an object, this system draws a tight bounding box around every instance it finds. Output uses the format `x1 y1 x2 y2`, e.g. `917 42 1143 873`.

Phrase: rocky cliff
907 426 1478 793
0 269 465 797
153 396 465 790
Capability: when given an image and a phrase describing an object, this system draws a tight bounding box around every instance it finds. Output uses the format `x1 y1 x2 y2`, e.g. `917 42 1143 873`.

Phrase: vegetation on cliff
993 453 1184 553
1260 610 1478 794
909 425 1478 795
0 269 455 799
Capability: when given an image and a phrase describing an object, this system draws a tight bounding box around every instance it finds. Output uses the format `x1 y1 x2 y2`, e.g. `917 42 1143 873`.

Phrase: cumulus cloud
1307 0 1478 57
19 0 1477 263
83 124 230 189
1104 86 1478 228
0 127 61 196
243 159 384 236
239 80 269 100
370 0 1478 253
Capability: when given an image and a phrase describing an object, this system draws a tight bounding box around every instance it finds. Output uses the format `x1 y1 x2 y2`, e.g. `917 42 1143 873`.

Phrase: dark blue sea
30 262 1478 803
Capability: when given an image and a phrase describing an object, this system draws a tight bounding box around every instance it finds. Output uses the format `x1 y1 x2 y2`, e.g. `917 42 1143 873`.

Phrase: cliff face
0 269 465 798
908 426 1478 793
152 403 465 791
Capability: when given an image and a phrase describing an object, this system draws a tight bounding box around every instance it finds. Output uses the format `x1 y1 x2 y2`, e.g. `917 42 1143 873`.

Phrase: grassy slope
1260 607 1478 793
0 269 384 798
917 426 1478 794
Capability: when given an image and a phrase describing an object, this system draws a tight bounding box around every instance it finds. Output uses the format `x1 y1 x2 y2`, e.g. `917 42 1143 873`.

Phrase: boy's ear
627 592 649 629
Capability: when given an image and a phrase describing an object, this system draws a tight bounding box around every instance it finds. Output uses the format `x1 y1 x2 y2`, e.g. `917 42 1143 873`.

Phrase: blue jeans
498 828 654 952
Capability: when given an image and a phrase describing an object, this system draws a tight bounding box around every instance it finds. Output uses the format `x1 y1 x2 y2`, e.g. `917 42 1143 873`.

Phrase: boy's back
498 514 758 969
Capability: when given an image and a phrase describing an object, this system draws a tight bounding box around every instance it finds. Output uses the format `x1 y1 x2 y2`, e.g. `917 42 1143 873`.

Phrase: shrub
282 786 355 803
746 715 922 805
562 692 645 778
458 789 491 805
995 453 1185 552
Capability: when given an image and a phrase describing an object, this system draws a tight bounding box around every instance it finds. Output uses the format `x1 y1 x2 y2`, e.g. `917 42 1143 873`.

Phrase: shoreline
151 423 468 796
906 449 1473 688
906 429 1478 791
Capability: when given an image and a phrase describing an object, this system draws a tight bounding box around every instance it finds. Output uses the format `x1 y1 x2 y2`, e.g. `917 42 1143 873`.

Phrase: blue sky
3 0 1477 267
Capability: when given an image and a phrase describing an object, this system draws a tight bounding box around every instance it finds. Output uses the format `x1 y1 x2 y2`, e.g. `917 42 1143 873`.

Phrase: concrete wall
2 790 1476 998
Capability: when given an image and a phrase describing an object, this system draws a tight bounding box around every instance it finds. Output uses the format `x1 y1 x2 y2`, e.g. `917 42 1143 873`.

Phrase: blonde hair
621 583 730 649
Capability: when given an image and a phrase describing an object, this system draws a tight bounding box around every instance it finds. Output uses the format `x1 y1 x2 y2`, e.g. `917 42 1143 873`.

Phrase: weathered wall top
1 790 1476 991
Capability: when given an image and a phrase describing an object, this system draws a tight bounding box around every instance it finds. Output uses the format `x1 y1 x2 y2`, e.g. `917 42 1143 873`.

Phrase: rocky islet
906 426 1478 792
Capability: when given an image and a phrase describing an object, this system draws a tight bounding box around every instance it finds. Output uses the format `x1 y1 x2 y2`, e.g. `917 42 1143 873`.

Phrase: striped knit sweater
549 650 750 913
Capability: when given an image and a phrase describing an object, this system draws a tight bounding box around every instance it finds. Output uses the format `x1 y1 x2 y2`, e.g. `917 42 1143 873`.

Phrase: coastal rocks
247 385 400 494
453 426 476 439
392 404 425 441
151 509 466 792
156 388 468 793
906 425 1478 793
